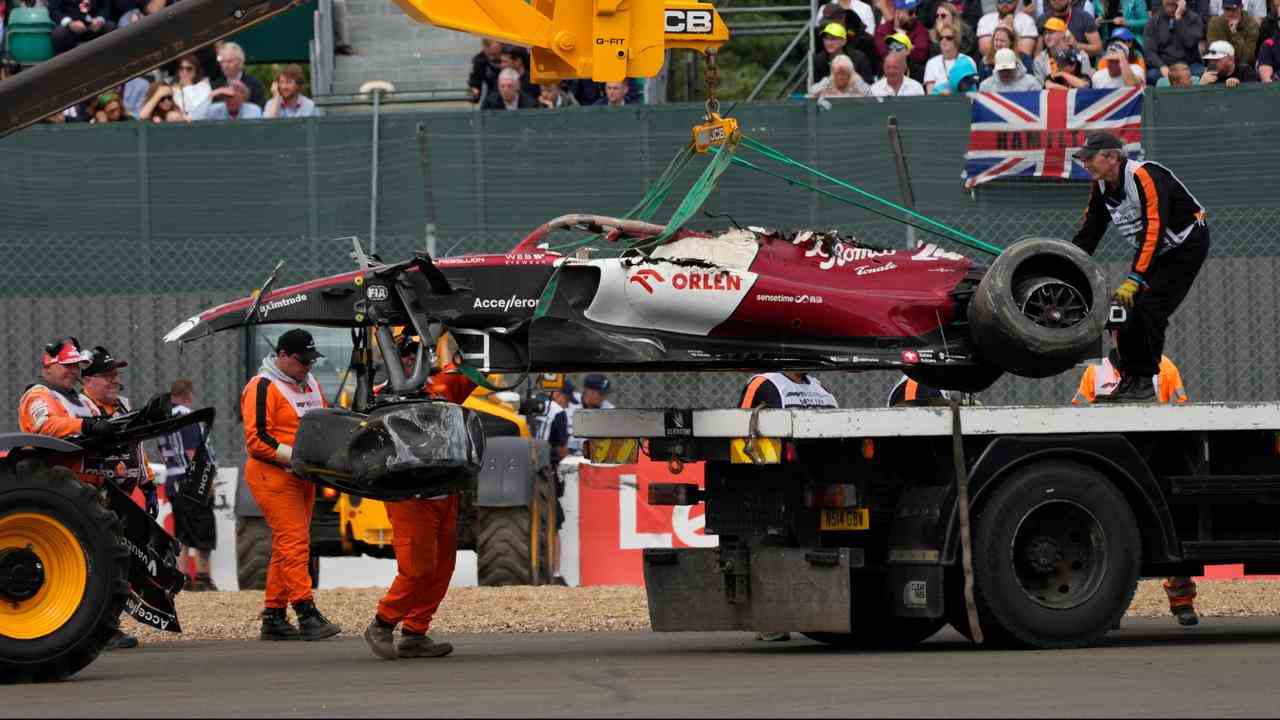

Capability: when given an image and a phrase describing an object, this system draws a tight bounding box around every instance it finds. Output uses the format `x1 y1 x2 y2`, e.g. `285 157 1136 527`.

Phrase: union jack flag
963 88 1143 188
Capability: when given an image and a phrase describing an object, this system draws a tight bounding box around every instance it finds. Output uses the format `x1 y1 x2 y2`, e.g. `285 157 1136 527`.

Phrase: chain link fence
1 86 1277 464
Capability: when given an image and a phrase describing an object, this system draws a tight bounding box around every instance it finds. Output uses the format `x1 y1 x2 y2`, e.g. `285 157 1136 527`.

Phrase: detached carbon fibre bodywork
167 218 1027 387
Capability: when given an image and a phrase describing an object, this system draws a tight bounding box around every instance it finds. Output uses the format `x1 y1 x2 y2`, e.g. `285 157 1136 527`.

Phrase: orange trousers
245 458 316 609
376 495 458 634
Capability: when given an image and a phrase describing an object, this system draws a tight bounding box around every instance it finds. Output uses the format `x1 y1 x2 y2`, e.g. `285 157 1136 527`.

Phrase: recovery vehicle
572 401 1280 649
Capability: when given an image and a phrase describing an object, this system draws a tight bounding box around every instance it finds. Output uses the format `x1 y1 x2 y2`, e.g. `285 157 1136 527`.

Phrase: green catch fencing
1 84 1277 463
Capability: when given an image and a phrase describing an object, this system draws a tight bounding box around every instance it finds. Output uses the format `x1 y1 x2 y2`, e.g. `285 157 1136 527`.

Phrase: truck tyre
0 460 129 683
965 459 1140 649
235 518 271 591
969 238 1107 378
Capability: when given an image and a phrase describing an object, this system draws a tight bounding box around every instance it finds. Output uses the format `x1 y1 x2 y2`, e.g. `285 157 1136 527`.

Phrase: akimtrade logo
257 293 308 318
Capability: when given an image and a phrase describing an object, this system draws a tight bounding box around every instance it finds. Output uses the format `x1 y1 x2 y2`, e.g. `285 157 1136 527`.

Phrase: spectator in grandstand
978 0 1040 55
814 22 876 85
933 53 983 92
200 80 262 120
212 42 267 108
929 2 977 55
50 0 117 55
924 22 969 91
170 53 212 120
1207 0 1260 65
819 2 882 77
1093 0 1149 47
537 82 578 109
89 91 130 123
1193 0 1267 19
1046 45 1095 85
264 64 320 118
500 45 541 99
482 67 537 110
1091 35 1147 85
874 0 931 74
820 0 877 35
1144 0 1206 84
870 50 926 95
808 53 873 97
925 0 983 35
1038 0 1103 57
978 25 1038 81
1199 39 1262 82
1155 60 1198 83
137 81 184 123
593 81 631 106
120 72 154 118
1035 16 1095 81
468 38 504 103
329 0 356 56
1260 0 1280 63
979 47 1045 89
1261 20 1280 80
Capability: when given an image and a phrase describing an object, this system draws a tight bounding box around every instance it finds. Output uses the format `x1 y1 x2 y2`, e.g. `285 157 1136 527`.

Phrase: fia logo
366 285 389 301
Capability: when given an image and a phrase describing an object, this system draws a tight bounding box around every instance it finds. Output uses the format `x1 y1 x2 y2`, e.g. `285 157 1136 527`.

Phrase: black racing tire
475 507 533 586
964 460 1140 649
0 460 129 684
235 518 271 591
969 237 1107 378
803 573 946 649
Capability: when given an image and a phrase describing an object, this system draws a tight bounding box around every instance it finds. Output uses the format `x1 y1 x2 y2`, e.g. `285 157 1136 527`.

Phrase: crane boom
0 0 727 139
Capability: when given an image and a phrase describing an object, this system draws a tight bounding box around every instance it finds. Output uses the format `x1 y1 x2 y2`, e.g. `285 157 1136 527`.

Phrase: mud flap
643 547 858 633
104 483 184 633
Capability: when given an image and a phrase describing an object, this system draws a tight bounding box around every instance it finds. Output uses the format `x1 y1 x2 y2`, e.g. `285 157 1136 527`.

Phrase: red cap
43 338 92 367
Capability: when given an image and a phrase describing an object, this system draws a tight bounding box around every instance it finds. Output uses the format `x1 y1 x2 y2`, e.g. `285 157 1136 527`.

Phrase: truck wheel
966 460 1140 649
968 238 1107 378
0 460 129 683
476 508 533 586
235 518 271 591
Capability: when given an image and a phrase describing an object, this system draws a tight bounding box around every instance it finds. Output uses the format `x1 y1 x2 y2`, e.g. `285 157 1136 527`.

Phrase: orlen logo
630 268 743 294
629 268 665 294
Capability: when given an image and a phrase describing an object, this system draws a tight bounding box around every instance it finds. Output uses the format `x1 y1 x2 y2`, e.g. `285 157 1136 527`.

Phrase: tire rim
1009 500 1108 611
0 513 88 640
1015 277 1090 329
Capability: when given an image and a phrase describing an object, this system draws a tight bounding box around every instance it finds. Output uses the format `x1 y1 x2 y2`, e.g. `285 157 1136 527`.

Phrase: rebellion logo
629 268 742 295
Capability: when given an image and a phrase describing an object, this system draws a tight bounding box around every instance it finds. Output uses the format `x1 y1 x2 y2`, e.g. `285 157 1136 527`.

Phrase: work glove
275 443 293 467
142 482 159 519
1112 277 1142 309
81 418 117 438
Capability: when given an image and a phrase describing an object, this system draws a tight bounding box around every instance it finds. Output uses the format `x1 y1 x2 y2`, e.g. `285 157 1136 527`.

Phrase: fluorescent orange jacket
1072 356 1188 405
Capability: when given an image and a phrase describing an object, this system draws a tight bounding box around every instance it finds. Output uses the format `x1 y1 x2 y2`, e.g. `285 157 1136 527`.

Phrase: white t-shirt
976 11 1039 40
175 79 212 119
821 0 876 33
870 76 926 97
1091 65 1144 89
924 54 963 89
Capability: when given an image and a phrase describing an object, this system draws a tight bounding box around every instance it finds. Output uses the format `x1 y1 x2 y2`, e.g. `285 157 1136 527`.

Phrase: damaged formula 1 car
163 214 1106 498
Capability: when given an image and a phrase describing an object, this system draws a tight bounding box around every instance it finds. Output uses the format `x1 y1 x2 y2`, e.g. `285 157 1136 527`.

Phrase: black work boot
396 631 453 658
364 618 398 660
104 629 139 650
260 607 301 641
1105 375 1156 403
293 600 342 641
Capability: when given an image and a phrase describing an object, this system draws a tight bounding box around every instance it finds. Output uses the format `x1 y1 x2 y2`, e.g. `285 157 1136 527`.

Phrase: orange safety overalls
375 363 475 634
17 384 98 484
241 368 326 609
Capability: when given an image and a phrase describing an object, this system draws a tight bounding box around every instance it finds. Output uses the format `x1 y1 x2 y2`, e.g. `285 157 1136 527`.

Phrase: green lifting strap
738 136 1003 257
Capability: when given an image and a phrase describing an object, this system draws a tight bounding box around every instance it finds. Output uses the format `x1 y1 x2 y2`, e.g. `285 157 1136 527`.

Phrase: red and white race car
166 214 1108 392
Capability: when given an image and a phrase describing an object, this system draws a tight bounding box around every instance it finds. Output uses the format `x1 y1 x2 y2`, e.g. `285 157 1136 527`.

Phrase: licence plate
820 508 870 531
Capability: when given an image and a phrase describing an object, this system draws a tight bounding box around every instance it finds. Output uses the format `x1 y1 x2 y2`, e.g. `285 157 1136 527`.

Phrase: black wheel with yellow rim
0 459 129 683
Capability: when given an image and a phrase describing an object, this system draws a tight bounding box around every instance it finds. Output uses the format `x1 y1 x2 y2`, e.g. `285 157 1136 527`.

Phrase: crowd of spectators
803 0 1280 101
467 39 643 110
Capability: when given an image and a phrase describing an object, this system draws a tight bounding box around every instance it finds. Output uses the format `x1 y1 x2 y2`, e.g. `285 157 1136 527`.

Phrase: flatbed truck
575 401 1280 649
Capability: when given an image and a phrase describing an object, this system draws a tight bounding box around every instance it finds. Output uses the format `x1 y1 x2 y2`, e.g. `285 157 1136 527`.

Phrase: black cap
1072 131 1125 160
275 328 323 362
83 346 128 376
558 377 576 396
583 373 611 393
1053 47 1079 67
